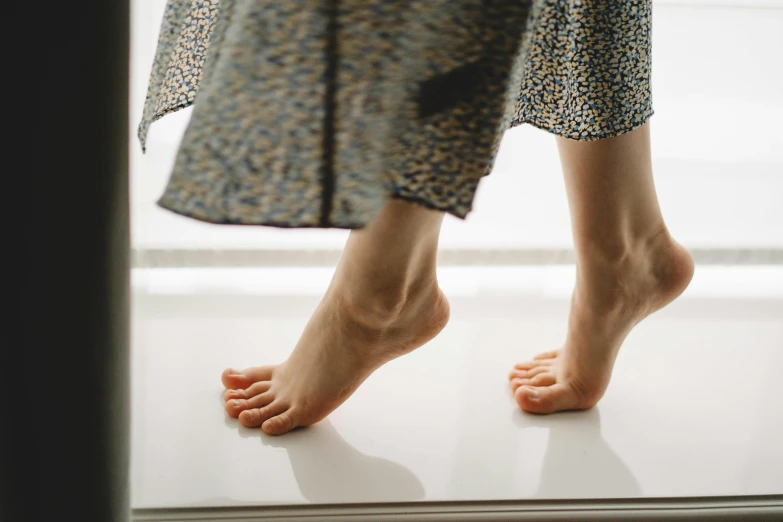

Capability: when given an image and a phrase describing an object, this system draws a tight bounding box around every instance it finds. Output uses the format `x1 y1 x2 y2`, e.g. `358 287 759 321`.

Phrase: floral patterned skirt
140 0 652 228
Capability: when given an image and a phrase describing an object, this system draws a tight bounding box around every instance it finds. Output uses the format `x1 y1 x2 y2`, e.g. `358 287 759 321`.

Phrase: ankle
575 226 693 314
335 272 439 327
576 224 671 271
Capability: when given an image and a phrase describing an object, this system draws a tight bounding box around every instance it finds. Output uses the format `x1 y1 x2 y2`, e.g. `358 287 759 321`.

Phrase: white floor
131 266 783 514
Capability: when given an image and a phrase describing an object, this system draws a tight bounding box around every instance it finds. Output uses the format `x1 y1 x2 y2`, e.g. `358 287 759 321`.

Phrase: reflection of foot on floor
264 421 425 503
513 409 642 498
223 279 449 435
510 231 694 413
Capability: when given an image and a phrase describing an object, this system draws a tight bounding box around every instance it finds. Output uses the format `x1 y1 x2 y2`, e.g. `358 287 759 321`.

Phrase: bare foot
222 280 449 435
509 230 694 413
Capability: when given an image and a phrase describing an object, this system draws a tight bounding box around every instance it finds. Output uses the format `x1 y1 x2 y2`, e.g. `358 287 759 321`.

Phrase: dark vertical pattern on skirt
320 0 340 227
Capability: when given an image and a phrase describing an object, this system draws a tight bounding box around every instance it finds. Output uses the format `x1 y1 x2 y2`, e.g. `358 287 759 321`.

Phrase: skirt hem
509 109 655 142
157 188 474 229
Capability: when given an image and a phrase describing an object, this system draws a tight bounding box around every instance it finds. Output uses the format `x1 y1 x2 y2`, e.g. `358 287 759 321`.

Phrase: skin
222 123 694 434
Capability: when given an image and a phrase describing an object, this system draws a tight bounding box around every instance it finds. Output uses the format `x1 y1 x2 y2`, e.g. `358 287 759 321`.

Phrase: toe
514 360 552 371
225 392 275 417
510 372 554 391
508 369 528 381
534 350 560 360
530 373 556 387
221 366 274 389
514 383 578 414
226 392 275 418
223 389 246 401
262 409 297 436
239 401 286 428
526 366 550 377
225 399 249 417
244 381 271 397
245 392 274 409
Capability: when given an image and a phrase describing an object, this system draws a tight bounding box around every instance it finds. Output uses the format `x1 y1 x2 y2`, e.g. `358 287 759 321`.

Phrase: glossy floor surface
131 266 783 509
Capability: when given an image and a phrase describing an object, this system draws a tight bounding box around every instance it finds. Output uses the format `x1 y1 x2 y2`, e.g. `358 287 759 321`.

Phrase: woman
141 0 693 435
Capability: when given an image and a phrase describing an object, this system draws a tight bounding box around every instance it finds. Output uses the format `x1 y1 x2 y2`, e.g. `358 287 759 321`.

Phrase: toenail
229 368 240 375
525 388 539 399
232 400 244 408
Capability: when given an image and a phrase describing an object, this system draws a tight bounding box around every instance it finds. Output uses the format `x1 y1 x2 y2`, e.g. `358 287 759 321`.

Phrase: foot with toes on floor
508 125 694 413
222 201 450 435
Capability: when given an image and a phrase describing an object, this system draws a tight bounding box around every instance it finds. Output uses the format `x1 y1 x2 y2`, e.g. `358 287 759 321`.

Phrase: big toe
221 366 274 389
515 383 581 414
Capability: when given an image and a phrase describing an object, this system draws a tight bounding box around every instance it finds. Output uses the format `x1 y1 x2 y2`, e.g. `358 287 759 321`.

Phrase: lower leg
331 198 445 321
510 123 694 412
222 200 450 434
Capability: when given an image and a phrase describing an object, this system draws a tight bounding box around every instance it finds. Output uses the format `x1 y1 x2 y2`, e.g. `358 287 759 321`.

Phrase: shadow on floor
513 408 642 498
228 417 425 503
